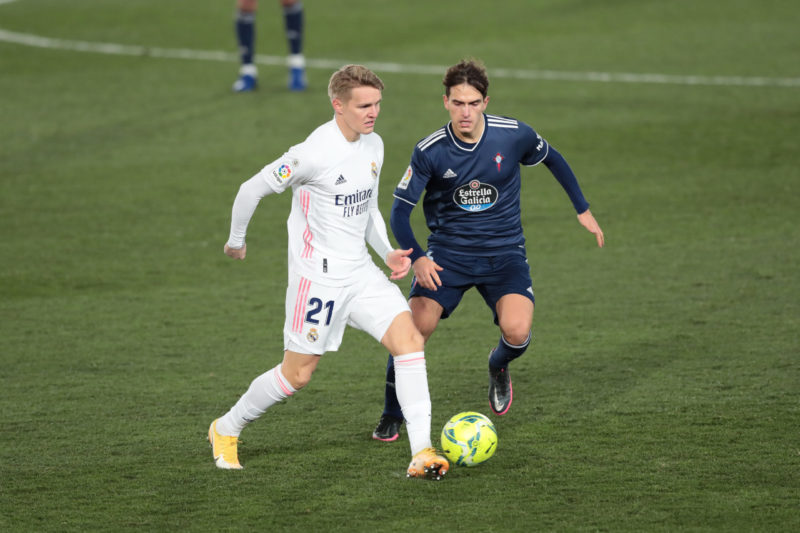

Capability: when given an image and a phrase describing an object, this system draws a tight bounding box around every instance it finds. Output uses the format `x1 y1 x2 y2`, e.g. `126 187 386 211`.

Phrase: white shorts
283 264 410 355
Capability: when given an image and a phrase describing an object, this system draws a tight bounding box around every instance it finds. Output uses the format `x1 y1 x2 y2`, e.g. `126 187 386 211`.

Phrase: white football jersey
255 118 388 285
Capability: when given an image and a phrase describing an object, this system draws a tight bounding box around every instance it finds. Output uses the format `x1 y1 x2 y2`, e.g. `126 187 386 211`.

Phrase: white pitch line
1 28 799 89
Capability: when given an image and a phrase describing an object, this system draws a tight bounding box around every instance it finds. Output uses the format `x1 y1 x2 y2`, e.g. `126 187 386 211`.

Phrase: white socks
216 354 432 456
216 364 296 437
393 352 432 455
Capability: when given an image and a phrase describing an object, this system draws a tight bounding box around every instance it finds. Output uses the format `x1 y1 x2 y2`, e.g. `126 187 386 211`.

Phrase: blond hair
328 64 384 101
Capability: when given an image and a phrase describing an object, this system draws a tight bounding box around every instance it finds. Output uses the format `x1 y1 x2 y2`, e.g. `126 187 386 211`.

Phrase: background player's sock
283 1 304 55
235 9 256 66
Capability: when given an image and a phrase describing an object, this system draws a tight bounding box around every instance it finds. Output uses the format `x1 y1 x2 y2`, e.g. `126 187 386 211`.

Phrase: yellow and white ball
440 411 497 466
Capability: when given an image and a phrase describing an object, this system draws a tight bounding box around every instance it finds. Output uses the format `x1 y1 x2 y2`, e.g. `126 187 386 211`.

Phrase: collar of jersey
446 114 486 153
330 116 364 147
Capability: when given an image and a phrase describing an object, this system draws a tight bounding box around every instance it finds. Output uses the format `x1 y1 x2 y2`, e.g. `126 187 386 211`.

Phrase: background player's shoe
233 74 257 92
288 67 307 91
407 448 449 480
233 64 258 93
208 419 243 469
488 363 513 415
372 414 403 442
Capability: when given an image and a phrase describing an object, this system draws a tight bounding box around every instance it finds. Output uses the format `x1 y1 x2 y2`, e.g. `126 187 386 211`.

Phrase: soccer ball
440 411 497 467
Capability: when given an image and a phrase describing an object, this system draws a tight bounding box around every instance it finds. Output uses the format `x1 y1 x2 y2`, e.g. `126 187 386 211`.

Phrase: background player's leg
281 0 306 90
233 0 258 92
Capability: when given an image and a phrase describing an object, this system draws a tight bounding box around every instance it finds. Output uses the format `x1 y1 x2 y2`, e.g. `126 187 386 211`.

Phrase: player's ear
332 98 344 114
442 94 449 109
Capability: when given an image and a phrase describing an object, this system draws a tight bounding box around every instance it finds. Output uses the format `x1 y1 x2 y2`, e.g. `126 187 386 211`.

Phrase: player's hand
577 209 604 248
386 248 412 280
412 256 443 290
224 243 247 260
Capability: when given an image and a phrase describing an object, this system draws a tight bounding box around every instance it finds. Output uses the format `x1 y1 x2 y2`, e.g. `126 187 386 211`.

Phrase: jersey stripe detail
486 114 518 124
393 194 417 206
292 276 312 333
417 128 447 151
487 115 519 129
300 189 314 258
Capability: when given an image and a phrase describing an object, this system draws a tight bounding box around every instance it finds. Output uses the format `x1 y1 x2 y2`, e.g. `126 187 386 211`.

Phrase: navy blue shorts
408 247 534 324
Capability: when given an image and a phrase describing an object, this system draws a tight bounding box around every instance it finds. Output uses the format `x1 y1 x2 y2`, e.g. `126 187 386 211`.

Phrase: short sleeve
393 147 432 205
519 122 550 167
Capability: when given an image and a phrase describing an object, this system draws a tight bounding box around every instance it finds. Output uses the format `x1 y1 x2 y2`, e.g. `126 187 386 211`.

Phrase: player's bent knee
389 330 424 355
284 367 313 390
381 314 425 355
409 329 424 351
502 326 532 347
415 319 437 341
280 354 319 390
403 321 425 352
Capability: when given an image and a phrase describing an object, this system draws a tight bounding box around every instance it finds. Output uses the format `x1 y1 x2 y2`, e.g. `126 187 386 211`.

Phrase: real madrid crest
371 161 378 179
307 328 319 342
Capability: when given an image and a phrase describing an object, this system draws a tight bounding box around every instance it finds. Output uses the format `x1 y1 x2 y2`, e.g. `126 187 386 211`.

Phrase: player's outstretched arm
385 248 412 280
224 174 275 260
224 243 247 260
577 209 604 248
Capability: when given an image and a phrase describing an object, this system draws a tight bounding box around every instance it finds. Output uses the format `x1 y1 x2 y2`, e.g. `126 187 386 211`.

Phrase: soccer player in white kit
208 65 449 480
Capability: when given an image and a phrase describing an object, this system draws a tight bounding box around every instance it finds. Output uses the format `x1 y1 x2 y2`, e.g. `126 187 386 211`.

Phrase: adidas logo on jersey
335 174 347 185
443 169 458 179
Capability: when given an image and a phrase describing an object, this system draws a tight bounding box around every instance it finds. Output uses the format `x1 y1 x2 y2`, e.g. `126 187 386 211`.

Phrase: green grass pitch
1 0 798 531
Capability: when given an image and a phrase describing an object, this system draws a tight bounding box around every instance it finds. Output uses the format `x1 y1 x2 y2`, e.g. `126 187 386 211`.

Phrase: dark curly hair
442 59 489 98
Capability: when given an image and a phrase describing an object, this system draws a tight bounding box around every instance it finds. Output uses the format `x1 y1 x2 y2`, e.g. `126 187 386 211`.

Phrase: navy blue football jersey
393 114 548 255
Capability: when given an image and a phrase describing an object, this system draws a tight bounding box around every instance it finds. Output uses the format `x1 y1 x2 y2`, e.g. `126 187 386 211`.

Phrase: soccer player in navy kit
372 59 604 442
232 0 306 92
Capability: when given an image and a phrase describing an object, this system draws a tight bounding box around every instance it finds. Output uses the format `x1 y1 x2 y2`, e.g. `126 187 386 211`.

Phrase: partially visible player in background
372 59 604 442
209 65 448 481
232 0 306 92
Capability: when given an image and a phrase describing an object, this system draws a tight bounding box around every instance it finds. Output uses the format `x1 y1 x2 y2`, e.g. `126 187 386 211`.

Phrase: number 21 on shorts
305 298 334 326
